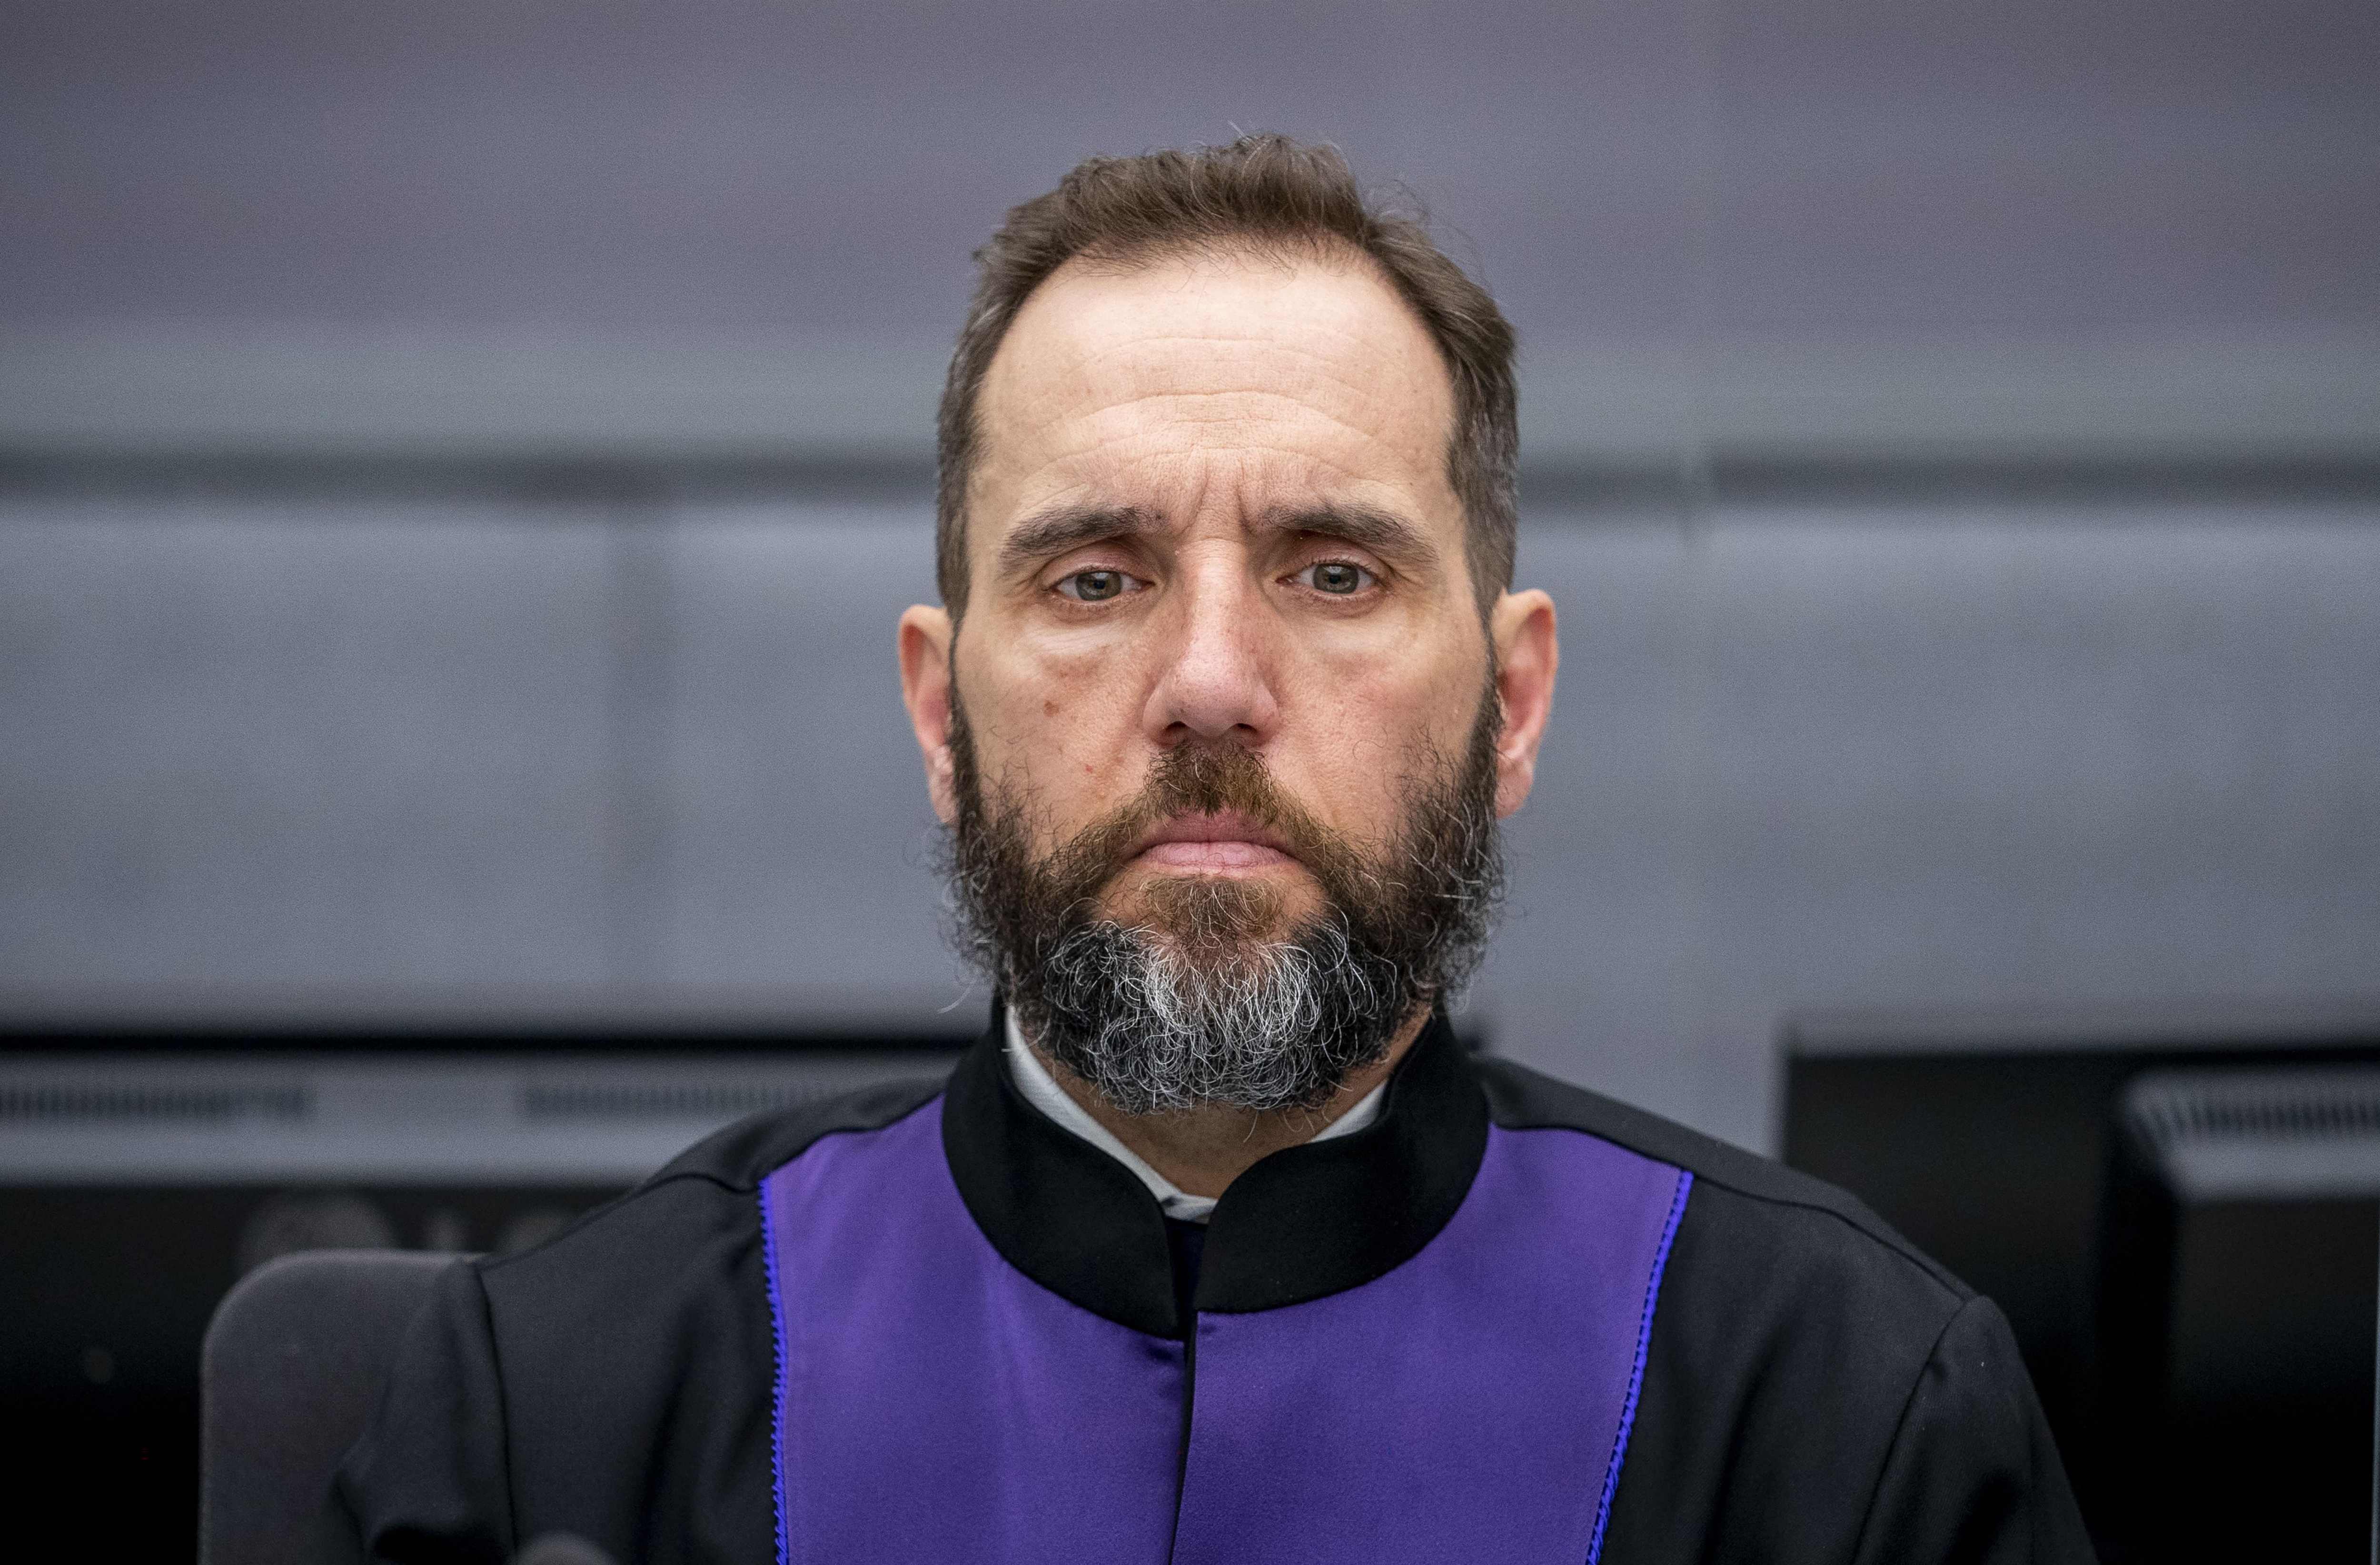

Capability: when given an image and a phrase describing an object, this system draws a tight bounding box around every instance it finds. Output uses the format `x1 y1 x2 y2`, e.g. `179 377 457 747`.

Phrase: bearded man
340 137 2094 1565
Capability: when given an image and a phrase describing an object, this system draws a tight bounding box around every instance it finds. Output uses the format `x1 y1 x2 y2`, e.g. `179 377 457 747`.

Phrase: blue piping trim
1585 1168 1693 1565
757 1177 793 1565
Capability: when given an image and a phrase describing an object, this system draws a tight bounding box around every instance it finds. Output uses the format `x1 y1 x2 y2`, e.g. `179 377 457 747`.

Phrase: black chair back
200 1249 458 1565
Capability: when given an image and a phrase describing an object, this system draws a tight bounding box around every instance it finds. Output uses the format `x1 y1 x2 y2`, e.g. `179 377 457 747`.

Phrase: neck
1031 1007 1432 1199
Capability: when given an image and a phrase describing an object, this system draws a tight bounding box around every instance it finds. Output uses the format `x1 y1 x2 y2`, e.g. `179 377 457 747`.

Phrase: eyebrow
1260 503 1438 565
992 499 1440 580
995 505 1168 578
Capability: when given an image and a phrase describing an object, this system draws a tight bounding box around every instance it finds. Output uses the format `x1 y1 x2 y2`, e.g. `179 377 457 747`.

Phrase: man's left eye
1056 569 1141 602
1297 561 1374 595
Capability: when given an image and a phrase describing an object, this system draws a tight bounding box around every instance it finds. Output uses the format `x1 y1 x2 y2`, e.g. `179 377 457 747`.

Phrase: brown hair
934 134 1518 618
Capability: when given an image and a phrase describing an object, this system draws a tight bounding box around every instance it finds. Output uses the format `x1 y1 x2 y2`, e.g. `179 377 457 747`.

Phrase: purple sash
760 1098 1689 1564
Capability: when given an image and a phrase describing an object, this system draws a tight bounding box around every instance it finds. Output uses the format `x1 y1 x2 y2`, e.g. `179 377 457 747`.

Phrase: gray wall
6 0 2375 466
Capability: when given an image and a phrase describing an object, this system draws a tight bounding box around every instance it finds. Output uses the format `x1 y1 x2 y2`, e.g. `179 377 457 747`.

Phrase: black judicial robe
339 1014 2094 1564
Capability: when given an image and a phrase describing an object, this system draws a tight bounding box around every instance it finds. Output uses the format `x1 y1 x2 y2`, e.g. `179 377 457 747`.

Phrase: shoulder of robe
339 1082 955 1560
1481 1062 2094 1560
643 1070 954 1192
1471 1055 1971 1311
466 1071 951 1309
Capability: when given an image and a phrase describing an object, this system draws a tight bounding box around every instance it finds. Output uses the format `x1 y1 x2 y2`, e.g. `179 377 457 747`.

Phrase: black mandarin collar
940 1006 1489 1339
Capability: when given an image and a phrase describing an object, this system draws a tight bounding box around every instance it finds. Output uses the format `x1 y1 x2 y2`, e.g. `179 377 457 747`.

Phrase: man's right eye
1056 569 1138 602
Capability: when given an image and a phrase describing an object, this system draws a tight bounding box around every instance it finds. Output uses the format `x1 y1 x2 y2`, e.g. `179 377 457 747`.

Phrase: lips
1129 812 1299 872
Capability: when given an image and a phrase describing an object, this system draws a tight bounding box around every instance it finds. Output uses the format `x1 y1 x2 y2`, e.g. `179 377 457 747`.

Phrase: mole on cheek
1043 699 1059 717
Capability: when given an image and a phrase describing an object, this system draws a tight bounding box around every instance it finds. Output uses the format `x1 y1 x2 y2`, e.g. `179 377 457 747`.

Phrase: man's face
899 246 1557 1105
950 249 1493 920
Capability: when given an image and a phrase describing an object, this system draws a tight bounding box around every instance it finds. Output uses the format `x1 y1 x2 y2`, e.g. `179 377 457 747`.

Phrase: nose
1141 552 1280 749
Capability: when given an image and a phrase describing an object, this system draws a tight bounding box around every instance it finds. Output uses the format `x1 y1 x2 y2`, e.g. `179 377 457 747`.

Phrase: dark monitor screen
1781 1006 2380 1562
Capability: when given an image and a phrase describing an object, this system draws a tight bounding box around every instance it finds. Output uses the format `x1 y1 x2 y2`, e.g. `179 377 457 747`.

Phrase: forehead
971 247 1458 523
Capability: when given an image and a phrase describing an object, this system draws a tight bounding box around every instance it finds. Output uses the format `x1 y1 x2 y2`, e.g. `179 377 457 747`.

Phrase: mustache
1031 743 1371 918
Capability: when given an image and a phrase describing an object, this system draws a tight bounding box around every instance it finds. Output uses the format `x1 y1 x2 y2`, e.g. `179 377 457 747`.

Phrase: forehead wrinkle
997 273 1451 413
986 259 1449 395
1037 389 1438 476
986 381 1410 486
1085 440 1446 537
1034 328 1444 427
995 416 1450 547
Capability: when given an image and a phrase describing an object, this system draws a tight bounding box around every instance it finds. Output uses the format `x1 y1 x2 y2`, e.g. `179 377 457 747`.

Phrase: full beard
942 683 1505 1116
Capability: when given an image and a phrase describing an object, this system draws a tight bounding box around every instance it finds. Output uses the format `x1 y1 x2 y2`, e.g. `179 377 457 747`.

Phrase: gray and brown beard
942 682 1505 1116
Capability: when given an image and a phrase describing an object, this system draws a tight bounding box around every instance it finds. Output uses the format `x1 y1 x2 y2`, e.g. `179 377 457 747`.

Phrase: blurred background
3 0 2376 1557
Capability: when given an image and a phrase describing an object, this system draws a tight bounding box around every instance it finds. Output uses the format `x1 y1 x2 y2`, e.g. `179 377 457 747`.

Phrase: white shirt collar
1002 1009 1387 1225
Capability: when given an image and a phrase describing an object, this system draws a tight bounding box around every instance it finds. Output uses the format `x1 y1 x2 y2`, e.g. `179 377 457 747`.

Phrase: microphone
513 1535 620 1565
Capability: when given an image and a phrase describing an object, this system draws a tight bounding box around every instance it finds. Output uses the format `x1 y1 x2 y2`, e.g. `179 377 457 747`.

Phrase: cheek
966 651 1148 827
1277 651 1478 833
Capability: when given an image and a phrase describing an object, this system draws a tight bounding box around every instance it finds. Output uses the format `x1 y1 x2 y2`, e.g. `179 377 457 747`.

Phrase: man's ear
897 604 958 824
1487 588 1558 819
